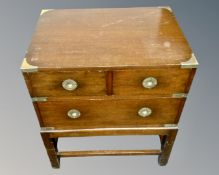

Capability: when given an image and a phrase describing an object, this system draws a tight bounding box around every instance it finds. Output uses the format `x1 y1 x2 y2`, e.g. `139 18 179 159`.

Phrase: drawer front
28 71 106 96
37 97 183 129
113 68 191 95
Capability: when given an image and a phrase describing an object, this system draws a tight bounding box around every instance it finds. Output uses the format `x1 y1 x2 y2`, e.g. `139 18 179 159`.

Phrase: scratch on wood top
101 19 124 28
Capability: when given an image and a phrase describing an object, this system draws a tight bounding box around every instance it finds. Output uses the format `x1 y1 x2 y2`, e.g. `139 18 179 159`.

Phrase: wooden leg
159 135 167 147
158 129 178 166
41 133 60 168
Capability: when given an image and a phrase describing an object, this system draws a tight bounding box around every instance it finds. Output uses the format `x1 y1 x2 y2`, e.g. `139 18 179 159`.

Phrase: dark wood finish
184 68 197 92
32 102 44 126
113 68 192 95
27 71 106 97
106 71 113 95
158 130 177 166
174 68 197 123
41 126 178 138
40 126 177 168
58 149 161 157
159 135 167 146
26 7 191 69
22 7 197 168
41 133 60 168
22 73 33 96
37 97 183 128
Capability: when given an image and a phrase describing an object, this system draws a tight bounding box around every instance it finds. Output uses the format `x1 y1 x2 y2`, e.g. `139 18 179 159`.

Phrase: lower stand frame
40 126 178 168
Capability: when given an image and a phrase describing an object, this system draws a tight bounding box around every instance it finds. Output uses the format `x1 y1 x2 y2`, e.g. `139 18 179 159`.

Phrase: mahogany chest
21 7 198 168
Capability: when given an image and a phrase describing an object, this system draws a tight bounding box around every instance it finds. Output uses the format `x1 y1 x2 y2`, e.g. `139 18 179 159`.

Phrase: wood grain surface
37 97 183 129
113 68 192 95
42 125 178 138
27 70 106 96
24 67 193 97
57 149 161 157
26 7 191 69
21 7 198 168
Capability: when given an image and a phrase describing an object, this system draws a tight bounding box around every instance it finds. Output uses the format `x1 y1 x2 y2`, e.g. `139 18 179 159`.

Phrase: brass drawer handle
142 77 157 89
62 79 78 91
138 107 152 117
67 109 81 119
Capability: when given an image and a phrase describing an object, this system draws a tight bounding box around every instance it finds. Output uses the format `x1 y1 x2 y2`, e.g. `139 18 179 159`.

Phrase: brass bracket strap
32 97 48 102
41 127 55 131
172 93 187 98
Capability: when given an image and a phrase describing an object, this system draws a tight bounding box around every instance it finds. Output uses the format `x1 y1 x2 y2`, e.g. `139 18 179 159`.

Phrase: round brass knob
142 77 157 89
62 79 78 91
138 107 152 117
67 109 81 119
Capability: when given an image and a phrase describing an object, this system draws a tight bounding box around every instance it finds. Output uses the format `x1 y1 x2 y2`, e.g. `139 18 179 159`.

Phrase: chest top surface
25 7 192 69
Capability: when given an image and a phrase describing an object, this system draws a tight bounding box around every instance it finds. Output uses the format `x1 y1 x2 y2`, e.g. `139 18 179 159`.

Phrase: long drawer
36 97 184 129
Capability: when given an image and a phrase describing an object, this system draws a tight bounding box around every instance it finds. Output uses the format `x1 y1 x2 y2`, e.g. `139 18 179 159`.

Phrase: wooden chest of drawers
21 7 198 168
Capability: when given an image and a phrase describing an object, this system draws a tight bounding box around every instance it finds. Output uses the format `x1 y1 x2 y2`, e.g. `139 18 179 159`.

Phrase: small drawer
113 68 192 96
28 71 106 96
37 97 183 129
